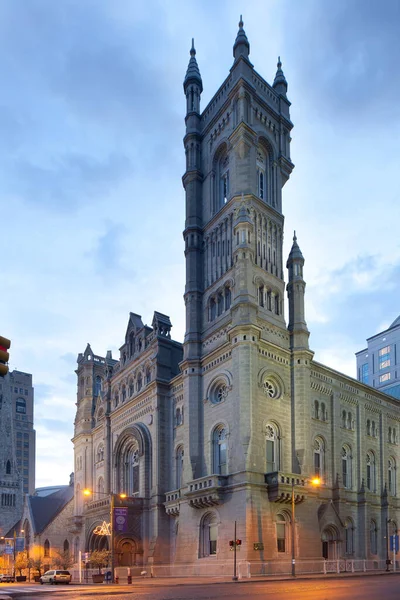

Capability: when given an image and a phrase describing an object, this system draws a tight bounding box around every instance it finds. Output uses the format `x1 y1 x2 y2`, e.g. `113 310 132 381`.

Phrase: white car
40 570 71 584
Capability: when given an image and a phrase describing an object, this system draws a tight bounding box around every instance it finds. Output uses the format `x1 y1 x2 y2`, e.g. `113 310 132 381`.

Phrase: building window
225 287 231 310
16 398 26 414
370 520 378 555
209 298 216 321
213 426 227 475
342 446 352 489
379 345 391 370
347 412 353 430
118 440 140 497
361 363 369 384
366 419 371 436
200 513 218 557
266 424 280 473
259 285 264 307
176 446 184 489
314 438 325 479
276 514 288 553
388 457 396 496
366 452 376 492
342 410 347 428
97 476 105 496
345 519 354 554
63 539 69 553
380 373 391 383
221 171 229 205
95 376 102 396
6 460 11 475
146 368 151 384
44 539 50 557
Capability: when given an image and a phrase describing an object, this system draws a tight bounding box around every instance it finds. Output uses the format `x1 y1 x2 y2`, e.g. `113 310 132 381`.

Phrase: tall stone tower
0 376 23 536
177 18 301 561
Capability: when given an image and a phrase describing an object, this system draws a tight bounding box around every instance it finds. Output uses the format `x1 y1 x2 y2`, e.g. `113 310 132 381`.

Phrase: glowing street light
83 490 127 583
291 477 321 577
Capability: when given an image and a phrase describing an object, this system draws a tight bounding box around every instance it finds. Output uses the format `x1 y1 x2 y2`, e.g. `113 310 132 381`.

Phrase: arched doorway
322 526 341 559
116 538 136 567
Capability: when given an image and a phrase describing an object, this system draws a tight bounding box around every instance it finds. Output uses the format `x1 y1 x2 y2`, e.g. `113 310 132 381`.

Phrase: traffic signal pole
0 336 11 377
232 521 238 581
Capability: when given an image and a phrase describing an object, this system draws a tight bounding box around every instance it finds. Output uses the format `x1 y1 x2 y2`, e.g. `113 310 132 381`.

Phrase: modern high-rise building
356 315 400 400
71 21 400 575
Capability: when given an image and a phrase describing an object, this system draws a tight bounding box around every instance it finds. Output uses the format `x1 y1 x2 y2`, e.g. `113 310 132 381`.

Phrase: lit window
379 346 391 370
380 373 391 383
276 514 288 552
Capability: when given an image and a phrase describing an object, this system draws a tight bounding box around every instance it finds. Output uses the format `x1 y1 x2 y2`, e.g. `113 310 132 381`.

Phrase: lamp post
386 518 392 572
291 477 321 577
83 490 126 583
12 528 24 579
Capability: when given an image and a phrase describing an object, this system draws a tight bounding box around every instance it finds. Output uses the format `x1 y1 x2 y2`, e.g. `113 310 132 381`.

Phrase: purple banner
114 507 128 533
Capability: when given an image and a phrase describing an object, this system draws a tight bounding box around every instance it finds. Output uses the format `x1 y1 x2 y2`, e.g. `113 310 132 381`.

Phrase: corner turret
184 39 202 115
286 232 309 350
233 16 250 62
273 56 288 96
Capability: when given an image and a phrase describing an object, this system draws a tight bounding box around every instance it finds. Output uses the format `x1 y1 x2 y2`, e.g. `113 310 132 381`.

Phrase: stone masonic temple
72 21 400 574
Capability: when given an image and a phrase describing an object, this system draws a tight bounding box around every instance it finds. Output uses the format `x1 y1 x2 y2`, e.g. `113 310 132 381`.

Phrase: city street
1 575 400 600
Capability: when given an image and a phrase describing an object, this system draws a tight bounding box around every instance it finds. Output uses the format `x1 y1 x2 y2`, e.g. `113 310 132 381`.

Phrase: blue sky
2 0 400 487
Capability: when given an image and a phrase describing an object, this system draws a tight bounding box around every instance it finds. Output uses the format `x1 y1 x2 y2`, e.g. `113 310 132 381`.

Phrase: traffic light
0 336 10 377
229 540 234 547
236 539 242 546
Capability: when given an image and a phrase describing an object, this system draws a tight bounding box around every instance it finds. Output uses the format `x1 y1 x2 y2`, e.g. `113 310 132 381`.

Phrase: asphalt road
0 575 399 600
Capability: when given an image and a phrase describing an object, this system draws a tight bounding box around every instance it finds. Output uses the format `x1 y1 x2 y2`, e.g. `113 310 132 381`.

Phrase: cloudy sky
2 0 399 488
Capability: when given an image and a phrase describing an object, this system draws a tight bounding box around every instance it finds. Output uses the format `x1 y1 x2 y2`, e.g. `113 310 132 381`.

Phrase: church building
72 20 400 575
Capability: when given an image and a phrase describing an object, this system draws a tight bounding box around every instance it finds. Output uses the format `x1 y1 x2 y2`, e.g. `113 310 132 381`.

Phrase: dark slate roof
28 485 74 535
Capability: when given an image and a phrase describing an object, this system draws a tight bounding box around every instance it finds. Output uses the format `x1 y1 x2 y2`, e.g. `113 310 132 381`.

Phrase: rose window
263 380 276 398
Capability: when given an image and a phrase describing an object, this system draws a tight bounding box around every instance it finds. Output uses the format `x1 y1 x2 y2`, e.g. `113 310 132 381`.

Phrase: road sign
390 535 399 552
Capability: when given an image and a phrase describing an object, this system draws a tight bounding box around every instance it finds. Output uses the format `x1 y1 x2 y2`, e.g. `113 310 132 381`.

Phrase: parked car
0 573 15 583
39 570 71 585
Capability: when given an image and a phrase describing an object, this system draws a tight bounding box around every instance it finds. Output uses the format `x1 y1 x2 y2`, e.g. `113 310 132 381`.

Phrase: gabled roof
389 315 400 329
28 485 74 535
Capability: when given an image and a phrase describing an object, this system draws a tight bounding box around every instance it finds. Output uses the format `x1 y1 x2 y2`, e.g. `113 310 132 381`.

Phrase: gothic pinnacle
233 14 250 60
184 37 203 93
273 55 288 95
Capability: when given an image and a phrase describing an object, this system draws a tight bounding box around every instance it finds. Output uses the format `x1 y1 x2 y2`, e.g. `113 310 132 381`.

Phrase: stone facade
72 21 400 572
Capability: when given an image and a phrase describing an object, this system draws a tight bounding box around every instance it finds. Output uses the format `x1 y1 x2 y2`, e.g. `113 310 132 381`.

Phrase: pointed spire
233 15 250 61
287 230 304 265
183 38 203 93
273 56 288 95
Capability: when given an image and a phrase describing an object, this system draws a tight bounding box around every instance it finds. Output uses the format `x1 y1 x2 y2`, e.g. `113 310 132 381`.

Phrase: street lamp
12 528 24 579
83 490 126 583
386 518 393 572
291 477 321 577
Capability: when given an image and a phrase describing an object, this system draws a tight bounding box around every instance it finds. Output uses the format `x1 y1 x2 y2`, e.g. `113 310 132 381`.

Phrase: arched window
314 437 325 479
276 513 289 553
274 294 280 315
370 520 378 554
75 483 81 514
256 148 268 202
98 476 105 496
209 298 216 321
176 446 184 489
389 427 392 443
119 439 140 497
137 374 142 392
95 376 102 396
146 368 151 384
388 457 397 496
129 332 135 357
345 519 354 555
314 400 319 420
44 539 50 557
342 445 352 490
347 412 352 430
16 397 26 414
6 460 11 475
366 419 371 436
114 392 119 407
366 452 376 492
213 427 227 475
200 512 218 557
342 410 347 428
225 287 231 310
175 408 182 427
258 285 264 307
371 421 376 437
129 379 134 397
321 402 327 421
266 423 280 473
122 386 127 402
63 539 69 553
